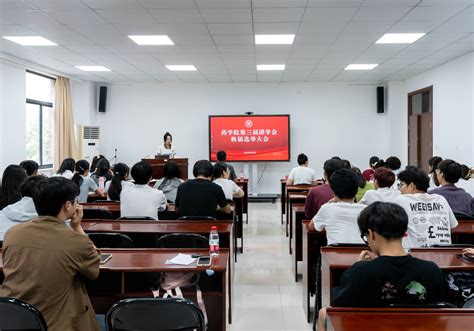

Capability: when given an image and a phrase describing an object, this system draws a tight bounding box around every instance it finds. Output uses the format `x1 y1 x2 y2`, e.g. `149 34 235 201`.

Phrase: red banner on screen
209 115 290 161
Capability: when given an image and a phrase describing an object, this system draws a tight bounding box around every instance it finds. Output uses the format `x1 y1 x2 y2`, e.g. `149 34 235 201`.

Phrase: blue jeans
96 314 106 331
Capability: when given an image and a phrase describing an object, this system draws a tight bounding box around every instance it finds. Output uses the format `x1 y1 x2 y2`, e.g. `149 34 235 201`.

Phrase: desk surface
327 307 474 331
85 220 232 233
321 247 474 270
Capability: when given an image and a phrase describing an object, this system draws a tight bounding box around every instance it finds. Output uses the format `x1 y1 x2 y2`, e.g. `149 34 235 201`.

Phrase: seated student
386 156 402 190
393 166 458 248
105 163 133 201
91 158 113 185
0 165 28 210
317 202 448 331
353 167 375 202
428 156 443 190
90 154 106 173
212 162 244 201
360 167 400 205
217 150 237 181
429 159 474 216
19 160 39 176
120 161 167 220
71 160 105 203
286 153 318 185
0 177 100 330
309 169 366 245
0 176 45 241
53 158 75 179
305 159 345 219
153 161 184 203
176 160 231 218
362 156 380 181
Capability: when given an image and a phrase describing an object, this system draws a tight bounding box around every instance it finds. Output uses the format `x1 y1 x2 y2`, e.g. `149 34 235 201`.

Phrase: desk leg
289 207 293 255
302 226 310 323
286 199 290 237
120 272 125 295
223 271 228 331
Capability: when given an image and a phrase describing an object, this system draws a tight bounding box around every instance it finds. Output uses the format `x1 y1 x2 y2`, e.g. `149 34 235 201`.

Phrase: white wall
95 82 389 194
388 52 474 194
0 61 26 174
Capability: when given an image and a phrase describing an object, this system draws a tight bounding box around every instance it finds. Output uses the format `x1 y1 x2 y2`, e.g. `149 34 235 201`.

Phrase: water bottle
209 226 220 257
98 176 105 191
239 171 244 180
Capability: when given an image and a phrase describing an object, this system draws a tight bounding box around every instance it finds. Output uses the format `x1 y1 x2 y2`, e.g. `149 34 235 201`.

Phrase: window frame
25 70 55 169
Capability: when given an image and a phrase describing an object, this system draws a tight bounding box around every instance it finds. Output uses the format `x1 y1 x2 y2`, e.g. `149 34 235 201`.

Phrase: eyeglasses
360 234 369 245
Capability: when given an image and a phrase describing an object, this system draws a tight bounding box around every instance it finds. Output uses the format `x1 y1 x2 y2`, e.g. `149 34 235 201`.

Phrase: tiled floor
228 202 313 331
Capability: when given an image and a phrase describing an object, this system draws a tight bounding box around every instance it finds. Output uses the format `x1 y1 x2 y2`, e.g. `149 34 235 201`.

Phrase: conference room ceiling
0 0 472 83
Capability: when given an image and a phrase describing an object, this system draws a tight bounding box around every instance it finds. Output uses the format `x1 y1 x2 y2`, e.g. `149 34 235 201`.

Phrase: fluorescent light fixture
166 65 197 71
75 66 111 72
345 64 378 70
257 64 286 71
2 36 57 46
376 33 425 44
255 34 295 45
128 35 174 45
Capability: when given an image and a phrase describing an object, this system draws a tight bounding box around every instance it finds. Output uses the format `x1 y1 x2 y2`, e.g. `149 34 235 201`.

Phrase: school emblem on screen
245 120 253 128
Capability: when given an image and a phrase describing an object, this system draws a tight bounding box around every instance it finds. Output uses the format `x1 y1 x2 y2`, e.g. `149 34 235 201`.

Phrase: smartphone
457 254 474 263
100 253 112 264
196 256 212 267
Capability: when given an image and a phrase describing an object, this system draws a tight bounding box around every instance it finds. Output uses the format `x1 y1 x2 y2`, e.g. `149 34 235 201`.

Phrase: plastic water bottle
239 171 244 180
98 176 105 191
209 226 220 257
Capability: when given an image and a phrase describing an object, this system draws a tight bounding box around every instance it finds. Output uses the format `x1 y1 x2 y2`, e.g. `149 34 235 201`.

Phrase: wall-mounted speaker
377 86 385 113
98 86 107 113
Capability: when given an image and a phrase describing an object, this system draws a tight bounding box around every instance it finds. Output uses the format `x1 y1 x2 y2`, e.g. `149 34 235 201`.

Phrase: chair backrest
328 243 368 248
83 208 115 219
106 298 205 331
0 297 48 331
88 232 134 248
387 302 457 308
156 233 208 249
178 216 217 221
117 216 155 220
454 213 474 220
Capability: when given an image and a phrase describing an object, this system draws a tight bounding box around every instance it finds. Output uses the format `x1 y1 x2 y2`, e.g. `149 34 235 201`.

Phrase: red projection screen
209 115 290 162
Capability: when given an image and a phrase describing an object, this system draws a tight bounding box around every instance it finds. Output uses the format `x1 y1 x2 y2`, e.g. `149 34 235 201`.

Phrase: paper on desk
166 253 197 266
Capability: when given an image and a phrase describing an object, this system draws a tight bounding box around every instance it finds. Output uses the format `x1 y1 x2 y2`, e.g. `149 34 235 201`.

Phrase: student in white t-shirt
71 159 105 203
360 167 400 205
393 166 458 248
105 163 133 201
428 156 443 190
286 153 318 186
309 169 366 245
212 162 244 201
120 161 167 220
53 158 75 180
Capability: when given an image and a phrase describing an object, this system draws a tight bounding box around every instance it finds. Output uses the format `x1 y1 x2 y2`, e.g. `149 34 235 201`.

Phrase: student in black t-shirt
175 160 231 218
318 202 448 331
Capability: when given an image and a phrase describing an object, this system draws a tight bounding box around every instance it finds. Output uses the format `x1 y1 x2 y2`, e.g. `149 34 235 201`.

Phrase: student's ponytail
108 163 129 201
72 159 90 189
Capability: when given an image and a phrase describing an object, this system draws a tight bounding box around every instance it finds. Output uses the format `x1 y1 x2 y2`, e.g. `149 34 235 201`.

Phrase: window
26 71 55 168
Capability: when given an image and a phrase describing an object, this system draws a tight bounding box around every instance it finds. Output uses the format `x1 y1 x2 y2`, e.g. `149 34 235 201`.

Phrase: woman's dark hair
374 159 385 169
437 159 462 184
0 165 28 209
71 159 90 189
212 162 228 180
19 160 39 176
20 176 46 198
358 202 408 239
193 160 213 178
131 161 153 185
95 159 111 176
351 167 366 188
460 164 470 180
163 132 172 144
374 167 396 188
33 177 79 216
385 156 401 171
329 169 359 199
428 156 443 174
398 166 430 192
341 159 351 169
108 163 129 201
369 156 380 168
56 158 75 175
91 154 105 173
157 161 180 191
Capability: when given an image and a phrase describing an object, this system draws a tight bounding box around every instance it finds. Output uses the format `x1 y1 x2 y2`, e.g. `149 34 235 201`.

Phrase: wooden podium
142 157 189 179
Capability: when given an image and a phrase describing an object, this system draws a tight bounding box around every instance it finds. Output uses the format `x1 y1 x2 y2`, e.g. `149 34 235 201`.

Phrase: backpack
446 271 474 307
152 272 208 325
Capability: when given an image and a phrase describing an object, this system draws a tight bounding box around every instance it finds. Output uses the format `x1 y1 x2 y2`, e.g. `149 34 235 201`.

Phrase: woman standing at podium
156 132 176 158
